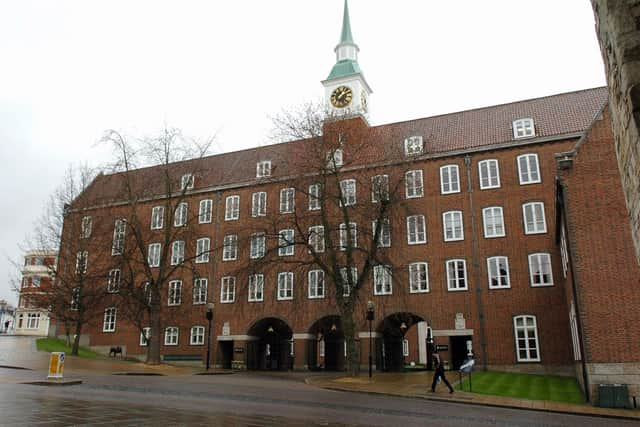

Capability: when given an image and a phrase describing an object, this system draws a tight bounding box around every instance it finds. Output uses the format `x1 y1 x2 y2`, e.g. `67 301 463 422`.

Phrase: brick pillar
358 331 380 372
292 333 314 370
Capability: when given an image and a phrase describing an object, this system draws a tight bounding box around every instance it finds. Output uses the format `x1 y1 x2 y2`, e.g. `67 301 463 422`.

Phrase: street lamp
426 327 434 370
400 321 407 371
206 302 214 370
366 300 375 378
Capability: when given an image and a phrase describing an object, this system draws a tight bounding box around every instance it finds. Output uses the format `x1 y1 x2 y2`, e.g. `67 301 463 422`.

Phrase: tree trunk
71 320 82 356
342 309 360 376
147 302 162 365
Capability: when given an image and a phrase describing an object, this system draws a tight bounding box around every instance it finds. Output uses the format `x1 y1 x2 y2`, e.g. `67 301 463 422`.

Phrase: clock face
361 91 368 112
331 86 353 108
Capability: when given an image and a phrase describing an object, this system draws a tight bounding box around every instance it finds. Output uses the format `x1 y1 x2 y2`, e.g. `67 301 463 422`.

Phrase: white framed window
143 282 152 305
278 229 295 256
373 265 392 295
308 269 325 299
517 154 541 184
406 215 426 244
164 327 179 346
181 173 194 190
405 170 424 198
148 243 161 267
409 262 429 293
171 240 185 265
251 192 267 217
440 165 460 194
340 267 357 297
26 313 40 329
222 235 238 261
529 253 553 287
190 326 205 345
76 251 88 274
478 159 500 189
199 199 212 223
371 174 389 203
402 339 409 357
309 183 321 210
70 287 80 311
569 303 582 361
81 216 92 238
487 256 510 289
250 232 266 259
151 206 164 230
256 160 271 178
340 179 356 206
404 136 424 156
248 274 264 302
103 307 117 332
560 225 569 278
193 278 207 304
339 222 357 250
309 225 325 253
327 148 343 169
446 259 468 291
107 269 121 293
168 280 182 306
442 211 464 242
112 219 126 255
373 218 391 248
174 203 188 227
277 272 294 300
196 237 210 263
514 315 540 361
225 195 240 220
482 207 505 238
140 327 150 346
280 188 295 214
522 202 547 234
513 118 535 139
31 277 40 287
221 276 236 303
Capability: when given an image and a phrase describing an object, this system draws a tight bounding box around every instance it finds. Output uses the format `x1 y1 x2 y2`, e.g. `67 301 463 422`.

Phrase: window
81 216 92 238
248 274 264 302
339 222 357 250
513 118 535 139
443 211 464 242
222 235 238 261
164 327 179 345
446 259 468 291
482 207 505 238
277 272 294 300
440 165 460 194
405 170 423 198
371 175 389 203
32 276 41 287
569 303 582 361
340 179 356 206
76 251 88 274
529 253 553 287
250 233 266 259
522 202 547 234
174 203 188 227
143 282 152 305
70 287 80 311
190 326 205 345
478 159 500 189
151 206 164 230
404 136 423 156
308 225 325 253
107 269 121 293
27 313 40 329
373 218 391 248
513 315 540 361
199 199 212 223
103 308 117 332
148 243 161 267
327 148 343 169
112 219 126 255
225 195 240 220
280 188 295 214
251 192 267 217
406 215 426 244
560 225 569 278
140 327 150 346
195 238 210 263
487 256 510 289
340 267 357 297
221 276 236 303
308 270 325 299
409 262 429 293
517 154 541 184
168 280 182 306
278 229 295 256
181 173 194 190
309 183 321 210
373 265 392 295
193 278 207 304
171 240 185 265
256 160 271 178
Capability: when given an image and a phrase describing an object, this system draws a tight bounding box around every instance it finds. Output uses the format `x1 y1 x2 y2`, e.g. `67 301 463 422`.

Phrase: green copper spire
327 0 361 81
340 0 354 44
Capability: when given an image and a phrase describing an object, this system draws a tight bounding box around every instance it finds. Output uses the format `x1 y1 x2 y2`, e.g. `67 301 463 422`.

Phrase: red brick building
15 251 57 336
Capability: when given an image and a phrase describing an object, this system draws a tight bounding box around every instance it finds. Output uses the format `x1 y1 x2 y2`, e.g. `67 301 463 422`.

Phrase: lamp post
366 300 375 378
400 321 407 371
426 327 434 371
206 302 214 370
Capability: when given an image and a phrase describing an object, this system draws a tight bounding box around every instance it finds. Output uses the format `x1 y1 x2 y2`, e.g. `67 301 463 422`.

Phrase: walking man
431 350 454 393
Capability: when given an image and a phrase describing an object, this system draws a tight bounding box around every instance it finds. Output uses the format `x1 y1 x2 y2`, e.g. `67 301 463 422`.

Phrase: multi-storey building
15 251 57 336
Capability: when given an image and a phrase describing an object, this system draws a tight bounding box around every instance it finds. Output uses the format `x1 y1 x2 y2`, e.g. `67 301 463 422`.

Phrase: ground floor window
190 326 205 345
164 327 179 346
26 313 40 329
513 315 540 362
140 327 150 346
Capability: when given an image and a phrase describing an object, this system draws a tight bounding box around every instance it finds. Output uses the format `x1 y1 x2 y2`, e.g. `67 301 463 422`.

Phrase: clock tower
323 0 372 119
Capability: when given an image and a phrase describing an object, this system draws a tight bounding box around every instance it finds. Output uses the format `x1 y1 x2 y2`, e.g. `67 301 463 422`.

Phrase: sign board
459 358 475 373
436 344 449 352
455 313 466 330
47 352 65 379
234 347 245 353
222 322 230 336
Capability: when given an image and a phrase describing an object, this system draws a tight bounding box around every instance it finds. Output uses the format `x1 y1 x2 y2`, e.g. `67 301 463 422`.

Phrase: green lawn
456 371 585 404
36 338 103 359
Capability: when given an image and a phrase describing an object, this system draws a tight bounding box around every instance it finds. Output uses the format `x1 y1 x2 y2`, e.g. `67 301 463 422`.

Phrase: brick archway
245 317 293 371
307 315 345 371
377 312 426 371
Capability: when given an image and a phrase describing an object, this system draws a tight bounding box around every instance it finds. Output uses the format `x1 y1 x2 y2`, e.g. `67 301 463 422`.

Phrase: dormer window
181 174 194 190
256 160 271 178
513 118 535 139
404 136 423 156
327 148 343 169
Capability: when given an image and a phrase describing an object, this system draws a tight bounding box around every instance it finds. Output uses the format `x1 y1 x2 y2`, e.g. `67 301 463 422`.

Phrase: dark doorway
218 341 233 369
379 312 425 372
246 317 293 371
308 316 345 371
450 335 472 370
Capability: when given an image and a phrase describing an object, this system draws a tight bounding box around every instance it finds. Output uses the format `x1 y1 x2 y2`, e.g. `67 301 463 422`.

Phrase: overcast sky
0 0 605 305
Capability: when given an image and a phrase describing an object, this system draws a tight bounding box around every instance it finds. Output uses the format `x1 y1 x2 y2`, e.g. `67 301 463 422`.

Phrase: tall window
483 207 505 238
256 160 271 178
404 136 423 156
151 206 164 230
250 233 266 259
112 219 126 255
371 174 389 203
327 148 343 169
446 259 468 291
409 262 429 293
309 183 321 210
442 211 463 241
278 229 295 256
70 287 80 311
199 199 212 223
569 303 582 361
181 173 194 190
107 269 121 293
513 315 540 362
164 327 179 345
280 188 295 214
560 225 569 278
220 276 236 303
252 192 267 217
171 240 185 265
487 256 510 289
225 195 240 220
517 154 541 184
148 243 161 267
193 278 207 304
140 327 150 346
190 326 205 345
174 203 188 227
528 253 553 287
26 313 40 329
222 235 238 261
373 265 392 295
339 222 357 250
340 179 356 206
309 225 325 253
248 274 264 302
406 215 426 244
440 165 460 194
340 267 357 297
277 272 294 300
168 280 182 306
308 270 325 299
478 159 500 189
405 170 424 198
522 202 546 234
373 218 391 248
76 251 88 274
103 308 117 332
513 118 535 139
81 216 92 238
196 237 210 263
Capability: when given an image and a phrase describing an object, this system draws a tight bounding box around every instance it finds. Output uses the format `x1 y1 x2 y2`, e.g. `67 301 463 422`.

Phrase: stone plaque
455 313 466 330
222 321 230 336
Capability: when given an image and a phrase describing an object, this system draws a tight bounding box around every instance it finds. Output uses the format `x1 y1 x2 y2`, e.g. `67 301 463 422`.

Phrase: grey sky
0 0 605 305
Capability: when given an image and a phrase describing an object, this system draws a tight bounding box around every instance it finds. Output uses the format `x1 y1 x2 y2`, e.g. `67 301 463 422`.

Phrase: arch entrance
307 315 345 371
378 312 425 371
246 317 293 370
